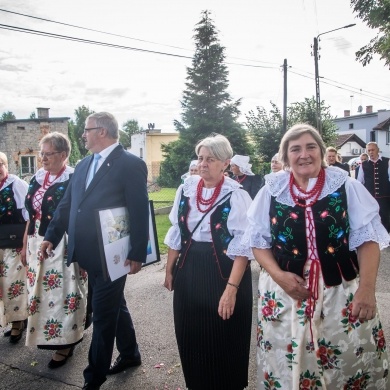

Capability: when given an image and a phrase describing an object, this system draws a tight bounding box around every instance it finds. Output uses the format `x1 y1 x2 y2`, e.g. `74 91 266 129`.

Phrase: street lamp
313 23 356 136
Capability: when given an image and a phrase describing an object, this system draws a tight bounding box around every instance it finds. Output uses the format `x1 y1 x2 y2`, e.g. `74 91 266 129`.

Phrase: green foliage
73 106 95 157
0 111 16 122
120 119 143 149
246 97 337 162
351 0 390 68
29 112 36 119
159 10 252 187
67 120 82 166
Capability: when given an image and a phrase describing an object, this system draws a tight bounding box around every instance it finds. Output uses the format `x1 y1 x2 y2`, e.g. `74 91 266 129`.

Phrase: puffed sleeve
346 178 390 250
163 184 183 250
226 189 254 260
13 177 29 221
245 185 273 249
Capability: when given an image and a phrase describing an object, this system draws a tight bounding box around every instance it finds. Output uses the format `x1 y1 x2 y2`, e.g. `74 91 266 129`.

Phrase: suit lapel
83 145 123 196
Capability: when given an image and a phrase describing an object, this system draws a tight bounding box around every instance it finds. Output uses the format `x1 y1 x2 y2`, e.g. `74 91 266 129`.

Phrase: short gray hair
87 112 119 139
279 123 326 168
40 132 71 157
195 134 233 161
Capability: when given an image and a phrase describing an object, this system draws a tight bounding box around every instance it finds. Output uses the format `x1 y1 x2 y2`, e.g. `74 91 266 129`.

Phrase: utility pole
312 23 356 138
283 59 288 133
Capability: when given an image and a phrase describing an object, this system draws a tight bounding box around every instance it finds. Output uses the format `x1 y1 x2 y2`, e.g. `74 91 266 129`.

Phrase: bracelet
227 281 239 289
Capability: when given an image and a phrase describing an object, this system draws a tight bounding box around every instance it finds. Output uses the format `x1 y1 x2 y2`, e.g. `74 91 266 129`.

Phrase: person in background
270 153 283 173
325 146 350 175
230 154 263 199
247 123 389 389
164 134 253 390
41 112 149 390
181 160 199 183
0 152 28 343
357 142 390 231
22 132 87 368
354 152 368 179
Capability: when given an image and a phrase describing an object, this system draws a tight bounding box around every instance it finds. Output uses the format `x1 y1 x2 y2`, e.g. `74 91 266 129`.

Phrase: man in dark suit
357 142 390 231
325 147 350 176
41 112 149 389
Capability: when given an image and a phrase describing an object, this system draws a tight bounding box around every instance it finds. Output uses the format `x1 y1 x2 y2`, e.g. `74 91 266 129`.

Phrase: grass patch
154 213 171 255
149 188 176 208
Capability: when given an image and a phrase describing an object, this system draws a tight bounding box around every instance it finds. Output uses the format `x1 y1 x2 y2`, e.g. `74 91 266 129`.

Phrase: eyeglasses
84 127 103 132
39 151 62 158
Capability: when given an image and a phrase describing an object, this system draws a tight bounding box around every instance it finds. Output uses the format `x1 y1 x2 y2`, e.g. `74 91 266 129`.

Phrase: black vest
25 175 71 236
269 183 358 286
362 158 390 198
178 191 234 279
0 183 25 225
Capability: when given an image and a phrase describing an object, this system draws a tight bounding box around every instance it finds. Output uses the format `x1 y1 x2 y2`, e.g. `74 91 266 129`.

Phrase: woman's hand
274 270 311 301
351 286 376 322
163 272 174 291
20 245 27 267
218 285 237 320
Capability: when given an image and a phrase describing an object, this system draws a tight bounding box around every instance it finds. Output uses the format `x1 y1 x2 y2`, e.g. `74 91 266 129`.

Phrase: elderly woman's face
230 163 241 176
189 165 199 175
40 142 67 174
0 159 8 181
197 146 227 183
287 133 322 179
270 158 282 173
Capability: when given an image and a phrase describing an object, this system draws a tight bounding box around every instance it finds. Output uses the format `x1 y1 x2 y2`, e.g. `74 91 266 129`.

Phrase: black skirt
173 241 252 390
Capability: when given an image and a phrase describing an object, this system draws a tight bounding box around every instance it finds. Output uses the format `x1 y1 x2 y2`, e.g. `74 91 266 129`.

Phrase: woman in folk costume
164 134 253 390
230 154 263 199
0 152 28 343
180 159 199 183
22 132 87 369
246 123 389 389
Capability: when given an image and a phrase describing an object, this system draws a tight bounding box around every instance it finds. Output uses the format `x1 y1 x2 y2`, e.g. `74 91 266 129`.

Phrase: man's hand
40 241 54 261
125 259 142 275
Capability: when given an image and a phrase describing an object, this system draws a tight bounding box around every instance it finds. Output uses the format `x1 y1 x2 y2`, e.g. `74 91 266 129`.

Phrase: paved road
1 250 389 390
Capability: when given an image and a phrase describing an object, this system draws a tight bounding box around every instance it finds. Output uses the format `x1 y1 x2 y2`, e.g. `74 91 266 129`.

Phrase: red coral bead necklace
42 166 66 190
235 174 247 184
289 168 325 208
196 176 224 213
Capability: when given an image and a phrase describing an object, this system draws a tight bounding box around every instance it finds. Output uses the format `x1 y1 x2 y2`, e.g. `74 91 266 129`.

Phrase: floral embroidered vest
25 175 71 236
270 183 358 286
0 183 25 225
178 190 234 279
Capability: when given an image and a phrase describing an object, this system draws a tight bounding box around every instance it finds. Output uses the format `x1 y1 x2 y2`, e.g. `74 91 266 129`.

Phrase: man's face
326 151 337 165
367 144 379 160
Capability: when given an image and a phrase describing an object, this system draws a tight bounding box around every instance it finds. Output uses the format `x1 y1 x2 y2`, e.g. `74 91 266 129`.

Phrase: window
348 123 354 129
20 156 36 175
139 147 143 159
387 131 390 145
17 126 25 130
370 131 376 142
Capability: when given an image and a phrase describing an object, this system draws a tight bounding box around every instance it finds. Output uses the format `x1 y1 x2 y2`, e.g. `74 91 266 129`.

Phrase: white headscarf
230 155 254 176
189 160 198 170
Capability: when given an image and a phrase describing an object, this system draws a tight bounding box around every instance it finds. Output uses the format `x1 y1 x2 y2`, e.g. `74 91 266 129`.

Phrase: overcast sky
0 0 389 131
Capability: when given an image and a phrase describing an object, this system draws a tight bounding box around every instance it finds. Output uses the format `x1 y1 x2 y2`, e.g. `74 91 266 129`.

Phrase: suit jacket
44 145 149 275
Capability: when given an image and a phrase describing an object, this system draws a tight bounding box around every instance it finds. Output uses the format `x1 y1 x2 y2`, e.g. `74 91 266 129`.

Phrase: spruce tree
159 10 252 187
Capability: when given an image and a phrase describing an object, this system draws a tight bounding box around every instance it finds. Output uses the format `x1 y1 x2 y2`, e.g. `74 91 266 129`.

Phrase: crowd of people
1 116 389 390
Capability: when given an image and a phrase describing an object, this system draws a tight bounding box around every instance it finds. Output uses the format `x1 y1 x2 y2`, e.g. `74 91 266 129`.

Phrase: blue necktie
86 153 101 188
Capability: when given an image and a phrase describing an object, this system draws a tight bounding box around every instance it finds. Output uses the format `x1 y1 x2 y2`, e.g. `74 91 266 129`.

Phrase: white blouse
164 175 253 259
246 166 390 251
1 174 29 221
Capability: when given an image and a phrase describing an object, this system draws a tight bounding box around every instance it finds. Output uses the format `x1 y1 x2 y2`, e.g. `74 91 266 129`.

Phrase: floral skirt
257 268 389 390
0 248 28 327
25 220 88 348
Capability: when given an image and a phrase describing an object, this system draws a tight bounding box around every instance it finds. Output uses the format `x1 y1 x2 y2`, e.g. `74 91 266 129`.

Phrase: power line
0 7 281 67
